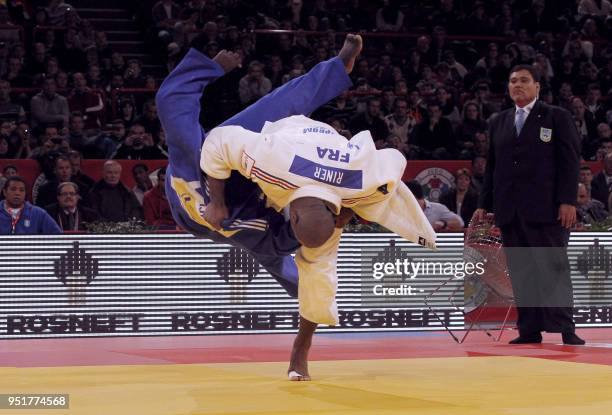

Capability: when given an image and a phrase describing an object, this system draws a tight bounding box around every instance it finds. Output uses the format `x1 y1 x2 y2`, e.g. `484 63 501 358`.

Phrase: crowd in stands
1 0 612 233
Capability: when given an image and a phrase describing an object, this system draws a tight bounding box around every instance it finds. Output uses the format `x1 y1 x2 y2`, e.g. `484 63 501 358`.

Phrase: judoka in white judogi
202 114 436 325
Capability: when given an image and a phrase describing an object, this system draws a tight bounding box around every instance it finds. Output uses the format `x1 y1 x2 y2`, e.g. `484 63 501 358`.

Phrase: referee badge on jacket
540 127 552 142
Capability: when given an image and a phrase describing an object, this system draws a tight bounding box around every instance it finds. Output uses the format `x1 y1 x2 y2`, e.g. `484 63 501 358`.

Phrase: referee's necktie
515 108 526 136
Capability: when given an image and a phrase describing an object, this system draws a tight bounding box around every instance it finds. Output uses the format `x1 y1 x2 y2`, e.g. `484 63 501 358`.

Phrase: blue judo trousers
156 48 352 298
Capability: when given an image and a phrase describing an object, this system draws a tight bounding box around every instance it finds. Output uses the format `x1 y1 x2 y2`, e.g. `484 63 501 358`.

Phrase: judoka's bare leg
288 316 317 381
219 34 362 132
287 212 352 381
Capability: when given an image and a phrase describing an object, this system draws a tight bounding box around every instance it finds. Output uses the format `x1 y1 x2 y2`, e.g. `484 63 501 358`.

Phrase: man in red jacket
143 167 174 228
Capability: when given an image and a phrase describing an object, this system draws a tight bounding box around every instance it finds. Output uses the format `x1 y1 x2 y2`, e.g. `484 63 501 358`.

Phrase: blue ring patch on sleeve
289 155 363 189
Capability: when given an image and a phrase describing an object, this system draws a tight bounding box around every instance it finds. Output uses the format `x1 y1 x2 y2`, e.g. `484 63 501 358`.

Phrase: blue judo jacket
0 200 62 235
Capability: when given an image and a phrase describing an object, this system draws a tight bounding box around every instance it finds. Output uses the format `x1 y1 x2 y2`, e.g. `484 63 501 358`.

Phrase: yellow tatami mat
1 356 611 415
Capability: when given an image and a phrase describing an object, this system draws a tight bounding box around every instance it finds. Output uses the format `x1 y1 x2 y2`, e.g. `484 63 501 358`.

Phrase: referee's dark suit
478 66 583 344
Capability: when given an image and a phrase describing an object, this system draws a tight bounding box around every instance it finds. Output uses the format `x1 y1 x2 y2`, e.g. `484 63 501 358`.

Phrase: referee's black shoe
562 332 586 345
509 332 542 344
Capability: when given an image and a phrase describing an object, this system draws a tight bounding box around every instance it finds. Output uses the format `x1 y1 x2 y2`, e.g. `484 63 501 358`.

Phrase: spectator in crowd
562 31 593 63
67 72 105 130
439 168 479 227
579 165 594 194
0 7 21 46
406 180 464 231
36 154 89 208
577 182 608 226
470 156 487 194
30 78 70 131
475 42 499 72
95 31 113 71
0 135 11 158
0 80 25 123
29 125 70 162
406 88 426 124
143 166 174 228
348 97 389 144
27 42 48 78
66 112 98 157
593 138 612 161
0 164 17 193
46 0 76 26
465 1 493 35
96 120 126 158
3 56 31 87
384 97 415 146
490 51 513 93
519 0 554 35
238 60 272 105
55 71 70 94
443 50 467 79
456 101 488 157
131 163 153 205
436 86 460 128
591 152 612 206
152 0 182 30
119 100 137 128
33 7 50 27
575 62 600 96
596 122 612 147
155 128 169 158
123 59 146 88
404 49 423 85
312 90 355 124
55 27 87 73
0 120 21 156
88 160 143 222
571 97 598 159
412 101 455 159
45 181 99 231
345 0 372 30
67 150 94 190
375 0 404 32
0 176 61 234
578 0 612 16
584 84 606 124
113 123 165 160
387 133 413 158
134 100 161 138
379 87 395 115
472 82 500 121
86 64 105 89
109 51 125 76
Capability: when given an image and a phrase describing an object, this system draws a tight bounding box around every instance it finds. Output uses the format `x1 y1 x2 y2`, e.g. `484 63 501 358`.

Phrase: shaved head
289 197 335 248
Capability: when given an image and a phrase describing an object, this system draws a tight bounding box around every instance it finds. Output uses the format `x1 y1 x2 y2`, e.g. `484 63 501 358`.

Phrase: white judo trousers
202 115 436 325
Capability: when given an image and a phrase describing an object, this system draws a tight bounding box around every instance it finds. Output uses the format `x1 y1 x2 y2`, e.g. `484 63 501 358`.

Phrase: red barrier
0 158 603 201
0 159 168 199
402 160 604 201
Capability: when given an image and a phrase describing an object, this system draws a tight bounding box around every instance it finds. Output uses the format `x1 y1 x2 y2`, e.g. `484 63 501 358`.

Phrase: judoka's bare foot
213 50 242 73
288 345 310 381
288 316 317 381
338 34 363 73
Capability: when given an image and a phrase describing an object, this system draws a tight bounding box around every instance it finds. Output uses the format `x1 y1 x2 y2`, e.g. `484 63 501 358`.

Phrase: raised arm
156 48 241 170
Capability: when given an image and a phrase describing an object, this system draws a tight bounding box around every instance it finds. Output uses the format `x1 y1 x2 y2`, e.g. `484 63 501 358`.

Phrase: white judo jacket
201 115 436 325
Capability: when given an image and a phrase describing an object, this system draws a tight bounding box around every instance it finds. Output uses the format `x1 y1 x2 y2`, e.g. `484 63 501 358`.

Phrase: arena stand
0 0 611 231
